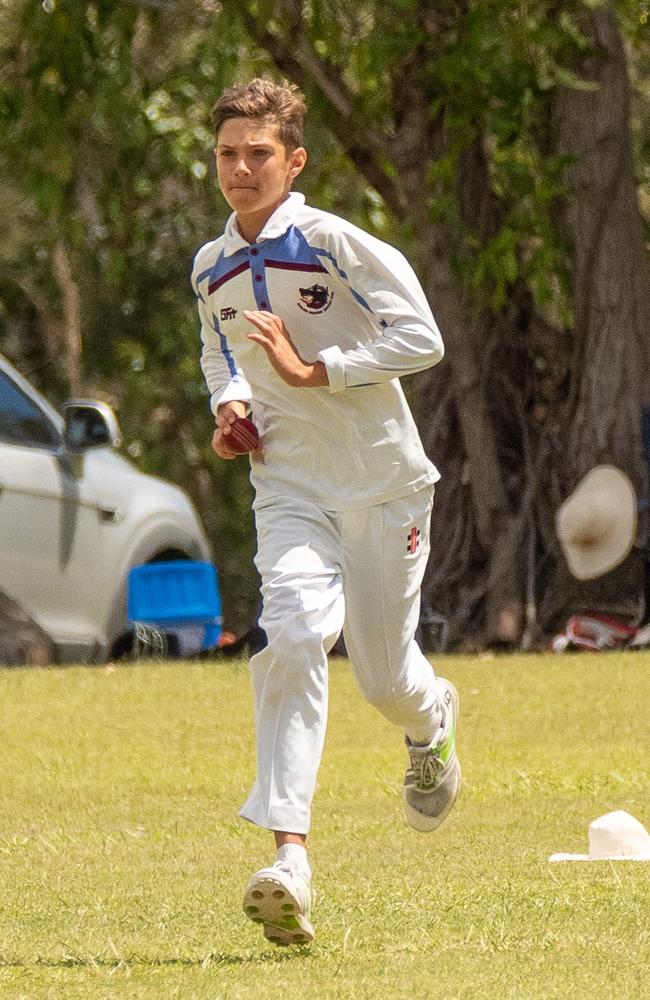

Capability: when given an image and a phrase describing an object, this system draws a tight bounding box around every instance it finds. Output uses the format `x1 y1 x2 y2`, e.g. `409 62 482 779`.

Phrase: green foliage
418 0 584 317
0 0 265 630
237 0 589 318
0 0 647 636
619 0 650 232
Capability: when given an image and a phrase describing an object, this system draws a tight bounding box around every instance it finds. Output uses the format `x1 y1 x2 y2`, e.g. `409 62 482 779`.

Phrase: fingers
213 401 250 459
216 400 248 438
211 426 238 459
243 309 287 340
243 311 293 358
242 309 310 387
216 410 237 431
243 309 275 324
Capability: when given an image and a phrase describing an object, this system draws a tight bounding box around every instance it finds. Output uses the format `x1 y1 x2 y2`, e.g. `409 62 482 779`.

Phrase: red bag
552 612 638 652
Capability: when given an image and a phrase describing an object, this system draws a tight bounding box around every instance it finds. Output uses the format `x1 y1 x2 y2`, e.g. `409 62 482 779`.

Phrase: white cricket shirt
191 193 444 511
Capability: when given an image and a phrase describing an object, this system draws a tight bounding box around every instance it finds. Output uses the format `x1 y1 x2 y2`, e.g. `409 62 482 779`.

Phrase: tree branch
52 242 83 396
227 1 406 218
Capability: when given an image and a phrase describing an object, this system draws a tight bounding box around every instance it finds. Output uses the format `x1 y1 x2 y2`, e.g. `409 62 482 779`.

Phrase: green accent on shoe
436 723 456 767
403 678 461 833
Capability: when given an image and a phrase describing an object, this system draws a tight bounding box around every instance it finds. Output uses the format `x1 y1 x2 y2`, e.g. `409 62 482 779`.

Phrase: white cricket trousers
239 485 442 834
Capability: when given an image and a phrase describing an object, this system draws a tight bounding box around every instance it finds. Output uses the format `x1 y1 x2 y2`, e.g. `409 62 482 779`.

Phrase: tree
0 0 261 632
538 3 650 628
0 0 426 636
1 0 648 647
221 0 650 645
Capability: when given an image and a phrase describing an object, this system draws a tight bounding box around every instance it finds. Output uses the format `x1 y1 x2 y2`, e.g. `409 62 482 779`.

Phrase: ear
289 146 307 179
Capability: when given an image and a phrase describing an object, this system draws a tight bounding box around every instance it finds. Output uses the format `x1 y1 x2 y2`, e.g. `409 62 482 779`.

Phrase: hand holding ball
226 416 260 454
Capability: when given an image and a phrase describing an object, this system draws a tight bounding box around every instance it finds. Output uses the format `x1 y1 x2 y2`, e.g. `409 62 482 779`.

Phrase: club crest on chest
298 283 333 314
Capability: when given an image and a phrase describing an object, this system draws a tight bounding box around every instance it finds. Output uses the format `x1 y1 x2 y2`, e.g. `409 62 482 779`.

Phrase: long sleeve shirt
191 192 444 511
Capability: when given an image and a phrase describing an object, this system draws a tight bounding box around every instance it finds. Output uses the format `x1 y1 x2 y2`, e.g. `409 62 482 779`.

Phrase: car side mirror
62 400 122 452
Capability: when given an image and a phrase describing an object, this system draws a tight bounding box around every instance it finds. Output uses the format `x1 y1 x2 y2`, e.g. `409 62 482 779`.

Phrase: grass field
0 652 649 1000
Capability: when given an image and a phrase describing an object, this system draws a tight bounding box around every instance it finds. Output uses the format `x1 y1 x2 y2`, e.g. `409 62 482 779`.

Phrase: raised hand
244 310 328 387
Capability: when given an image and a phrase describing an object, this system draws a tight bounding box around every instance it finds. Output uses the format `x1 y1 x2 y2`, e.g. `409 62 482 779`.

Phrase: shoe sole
403 678 461 833
243 871 314 946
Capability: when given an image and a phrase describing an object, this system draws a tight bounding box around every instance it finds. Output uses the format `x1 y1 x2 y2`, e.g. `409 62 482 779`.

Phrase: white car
0 352 212 663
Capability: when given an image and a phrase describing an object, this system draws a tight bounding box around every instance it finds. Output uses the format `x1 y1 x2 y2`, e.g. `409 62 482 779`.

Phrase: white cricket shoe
243 862 314 946
403 677 460 832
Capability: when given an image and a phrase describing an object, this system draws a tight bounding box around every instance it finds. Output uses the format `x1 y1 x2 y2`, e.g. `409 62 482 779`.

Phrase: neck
235 215 264 244
235 194 290 244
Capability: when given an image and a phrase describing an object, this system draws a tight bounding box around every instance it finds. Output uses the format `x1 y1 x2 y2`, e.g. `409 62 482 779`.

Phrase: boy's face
215 117 306 232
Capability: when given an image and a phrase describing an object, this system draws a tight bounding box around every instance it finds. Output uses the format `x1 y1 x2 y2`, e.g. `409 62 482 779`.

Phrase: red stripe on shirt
264 260 327 273
208 260 250 294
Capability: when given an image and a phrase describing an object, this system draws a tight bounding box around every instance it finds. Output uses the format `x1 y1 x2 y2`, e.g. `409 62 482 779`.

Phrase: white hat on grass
549 810 650 862
555 465 637 580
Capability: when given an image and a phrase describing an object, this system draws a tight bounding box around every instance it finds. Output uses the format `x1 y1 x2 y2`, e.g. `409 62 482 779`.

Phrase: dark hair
211 77 306 150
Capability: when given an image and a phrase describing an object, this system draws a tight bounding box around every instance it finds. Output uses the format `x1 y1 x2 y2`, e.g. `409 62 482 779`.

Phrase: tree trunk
540 5 650 630
52 241 83 397
386 30 529 646
557 8 650 483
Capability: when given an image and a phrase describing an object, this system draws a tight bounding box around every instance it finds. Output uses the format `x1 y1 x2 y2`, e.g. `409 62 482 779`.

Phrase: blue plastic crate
127 561 222 644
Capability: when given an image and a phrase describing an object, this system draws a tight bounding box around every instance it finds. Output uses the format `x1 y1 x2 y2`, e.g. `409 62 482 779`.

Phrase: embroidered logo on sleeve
406 527 421 554
297 283 333 314
220 306 237 321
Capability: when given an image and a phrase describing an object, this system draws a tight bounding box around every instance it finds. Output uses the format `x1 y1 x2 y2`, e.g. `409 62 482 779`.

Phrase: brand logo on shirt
220 306 237 321
297 283 333 314
406 526 421 554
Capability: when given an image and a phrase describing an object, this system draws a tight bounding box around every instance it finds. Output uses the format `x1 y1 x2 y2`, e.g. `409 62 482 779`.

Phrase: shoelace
273 862 295 877
408 745 444 790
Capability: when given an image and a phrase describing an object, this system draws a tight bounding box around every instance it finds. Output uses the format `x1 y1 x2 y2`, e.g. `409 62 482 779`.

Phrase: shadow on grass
0 948 312 970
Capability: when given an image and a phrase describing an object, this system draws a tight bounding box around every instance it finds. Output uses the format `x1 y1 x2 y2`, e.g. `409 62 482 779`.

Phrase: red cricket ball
227 416 260 454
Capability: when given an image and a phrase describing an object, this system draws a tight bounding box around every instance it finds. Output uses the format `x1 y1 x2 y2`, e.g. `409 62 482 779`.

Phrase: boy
192 77 459 946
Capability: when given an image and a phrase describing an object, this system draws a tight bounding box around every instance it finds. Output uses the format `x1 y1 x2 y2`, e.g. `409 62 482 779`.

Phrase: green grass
1 652 649 999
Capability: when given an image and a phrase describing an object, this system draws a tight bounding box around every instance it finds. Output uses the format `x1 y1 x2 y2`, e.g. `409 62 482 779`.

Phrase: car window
0 370 60 447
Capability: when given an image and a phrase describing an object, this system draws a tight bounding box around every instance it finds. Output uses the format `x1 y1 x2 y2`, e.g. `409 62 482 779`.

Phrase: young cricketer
192 77 460 946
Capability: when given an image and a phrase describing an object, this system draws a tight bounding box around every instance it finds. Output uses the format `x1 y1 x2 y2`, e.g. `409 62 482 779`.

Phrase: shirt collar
223 192 305 256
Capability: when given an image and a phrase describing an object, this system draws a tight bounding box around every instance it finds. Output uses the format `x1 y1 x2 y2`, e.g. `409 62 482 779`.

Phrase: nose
233 156 251 176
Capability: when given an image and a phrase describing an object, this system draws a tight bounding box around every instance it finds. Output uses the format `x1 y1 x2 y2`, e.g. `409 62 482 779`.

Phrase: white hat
555 465 637 580
549 810 650 862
